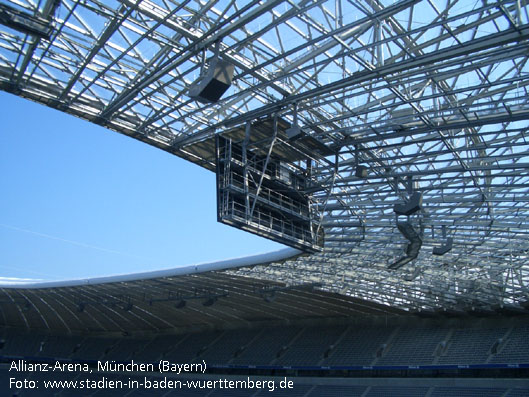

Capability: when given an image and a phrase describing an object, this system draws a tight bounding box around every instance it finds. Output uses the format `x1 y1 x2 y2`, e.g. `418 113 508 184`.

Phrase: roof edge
0 248 301 289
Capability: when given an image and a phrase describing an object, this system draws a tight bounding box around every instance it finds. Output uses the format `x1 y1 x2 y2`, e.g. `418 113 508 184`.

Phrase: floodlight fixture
188 41 234 103
263 292 276 303
202 297 218 307
355 165 368 178
175 299 186 309
353 145 368 178
286 103 304 141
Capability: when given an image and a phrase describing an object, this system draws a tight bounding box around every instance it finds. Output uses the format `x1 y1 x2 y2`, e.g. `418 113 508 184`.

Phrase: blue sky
0 91 283 281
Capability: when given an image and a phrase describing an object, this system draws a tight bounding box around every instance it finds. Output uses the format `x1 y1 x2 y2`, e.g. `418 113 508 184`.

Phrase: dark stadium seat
133 334 182 362
275 325 346 366
164 331 222 363
323 326 394 366
309 385 367 397
438 327 509 365
490 325 529 363
430 387 507 397
231 327 302 366
376 326 449 365
201 328 263 365
366 386 430 397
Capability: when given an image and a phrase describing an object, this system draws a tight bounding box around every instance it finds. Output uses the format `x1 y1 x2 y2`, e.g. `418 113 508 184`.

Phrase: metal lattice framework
1 0 528 313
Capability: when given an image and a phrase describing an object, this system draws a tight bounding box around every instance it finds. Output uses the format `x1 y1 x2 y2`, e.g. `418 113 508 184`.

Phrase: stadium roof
0 249 407 334
0 0 528 315
0 250 527 335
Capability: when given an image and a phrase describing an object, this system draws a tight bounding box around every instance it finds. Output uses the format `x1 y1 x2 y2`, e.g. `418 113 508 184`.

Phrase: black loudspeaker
355 165 368 178
189 58 234 103
394 191 423 216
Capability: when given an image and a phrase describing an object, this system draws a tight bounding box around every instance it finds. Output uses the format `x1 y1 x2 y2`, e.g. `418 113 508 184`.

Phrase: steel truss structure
1 0 528 313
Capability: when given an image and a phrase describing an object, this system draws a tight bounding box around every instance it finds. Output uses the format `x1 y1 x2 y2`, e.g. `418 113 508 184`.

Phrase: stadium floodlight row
1 0 529 313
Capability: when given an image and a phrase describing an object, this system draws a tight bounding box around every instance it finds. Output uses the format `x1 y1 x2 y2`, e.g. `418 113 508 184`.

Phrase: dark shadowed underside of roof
1 0 528 315
0 272 407 335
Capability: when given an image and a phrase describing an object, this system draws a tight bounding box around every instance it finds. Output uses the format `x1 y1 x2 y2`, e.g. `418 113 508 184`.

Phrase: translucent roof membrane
0 0 528 312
